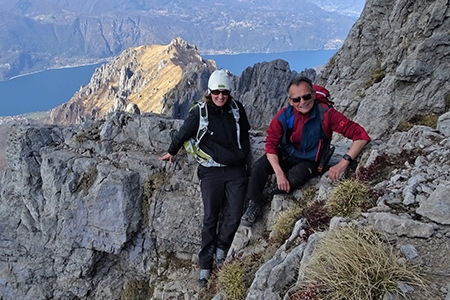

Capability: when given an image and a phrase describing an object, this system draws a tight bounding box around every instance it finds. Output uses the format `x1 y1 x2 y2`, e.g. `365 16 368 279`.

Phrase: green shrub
301 227 427 300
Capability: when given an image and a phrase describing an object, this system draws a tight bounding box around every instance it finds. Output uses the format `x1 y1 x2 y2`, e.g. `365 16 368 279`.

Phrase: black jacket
168 99 251 167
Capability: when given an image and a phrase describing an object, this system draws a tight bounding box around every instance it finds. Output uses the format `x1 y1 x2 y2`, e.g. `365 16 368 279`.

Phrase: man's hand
266 153 291 193
329 139 369 182
276 172 291 193
328 159 350 182
159 153 174 164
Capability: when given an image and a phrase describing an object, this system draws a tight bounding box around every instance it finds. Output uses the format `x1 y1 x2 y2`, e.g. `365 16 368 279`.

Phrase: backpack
183 100 241 167
313 84 335 173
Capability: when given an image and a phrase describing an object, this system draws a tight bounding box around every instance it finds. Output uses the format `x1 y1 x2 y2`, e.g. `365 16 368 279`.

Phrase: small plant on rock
353 150 420 184
288 282 323 300
74 165 98 196
301 200 332 241
141 170 172 226
445 93 450 109
396 114 439 133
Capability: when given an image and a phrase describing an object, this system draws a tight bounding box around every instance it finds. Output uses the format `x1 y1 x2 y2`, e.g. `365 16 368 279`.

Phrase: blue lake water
0 63 103 117
204 49 337 76
0 50 336 117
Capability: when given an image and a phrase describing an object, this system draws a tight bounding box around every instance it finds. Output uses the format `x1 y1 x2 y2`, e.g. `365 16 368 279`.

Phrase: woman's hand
159 153 174 164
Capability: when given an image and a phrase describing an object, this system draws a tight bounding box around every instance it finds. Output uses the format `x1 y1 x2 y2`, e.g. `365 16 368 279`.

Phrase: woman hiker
159 69 251 287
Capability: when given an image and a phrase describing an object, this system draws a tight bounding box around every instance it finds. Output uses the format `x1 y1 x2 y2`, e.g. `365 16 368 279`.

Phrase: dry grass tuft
120 279 153 300
396 114 439 132
301 227 427 300
217 261 248 300
271 205 303 243
327 179 369 218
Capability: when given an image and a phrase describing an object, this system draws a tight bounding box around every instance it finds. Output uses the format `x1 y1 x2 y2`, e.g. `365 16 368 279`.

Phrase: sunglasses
210 89 231 96
290 93 312 103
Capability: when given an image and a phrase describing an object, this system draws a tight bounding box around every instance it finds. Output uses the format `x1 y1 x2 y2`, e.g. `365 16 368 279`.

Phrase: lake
0 50 336 117
204 49 337 76
0 63 104 117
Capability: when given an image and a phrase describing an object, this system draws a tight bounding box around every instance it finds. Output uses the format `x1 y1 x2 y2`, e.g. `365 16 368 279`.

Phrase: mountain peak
46 38 216 124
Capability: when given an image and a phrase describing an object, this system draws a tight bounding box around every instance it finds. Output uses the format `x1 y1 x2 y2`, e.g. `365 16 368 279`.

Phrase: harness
184 100 241 167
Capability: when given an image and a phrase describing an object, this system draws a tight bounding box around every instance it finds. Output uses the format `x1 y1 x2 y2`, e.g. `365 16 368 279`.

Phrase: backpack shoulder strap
230 100 242 149
194 100 208 143
317 102 332 141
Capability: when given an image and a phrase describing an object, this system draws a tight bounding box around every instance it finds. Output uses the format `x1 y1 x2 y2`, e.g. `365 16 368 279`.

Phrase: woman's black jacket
168 99 251 167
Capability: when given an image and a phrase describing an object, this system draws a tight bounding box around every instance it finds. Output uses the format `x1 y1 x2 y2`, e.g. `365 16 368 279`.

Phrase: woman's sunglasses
210 89 231 96
290 93 312 103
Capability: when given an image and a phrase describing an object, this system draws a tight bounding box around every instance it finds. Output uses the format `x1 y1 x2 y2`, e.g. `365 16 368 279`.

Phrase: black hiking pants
247 153 319 205
197 165 248 269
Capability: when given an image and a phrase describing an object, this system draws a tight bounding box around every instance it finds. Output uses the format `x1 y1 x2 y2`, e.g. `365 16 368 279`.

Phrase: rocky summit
46 37 217 125
0 0 450 299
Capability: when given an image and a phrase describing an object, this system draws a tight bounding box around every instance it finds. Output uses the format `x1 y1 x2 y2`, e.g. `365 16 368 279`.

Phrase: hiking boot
215 248 227 266
198 269 211 288
241 200 261 227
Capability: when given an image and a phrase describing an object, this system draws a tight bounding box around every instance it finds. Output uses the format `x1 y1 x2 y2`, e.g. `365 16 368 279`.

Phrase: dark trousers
247 154 319 205
197 165 248 269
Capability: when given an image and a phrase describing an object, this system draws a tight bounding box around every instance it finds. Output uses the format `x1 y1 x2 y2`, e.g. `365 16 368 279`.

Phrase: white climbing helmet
208 69 231 91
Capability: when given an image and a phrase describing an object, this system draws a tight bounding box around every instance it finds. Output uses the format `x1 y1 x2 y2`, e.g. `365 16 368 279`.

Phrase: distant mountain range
0 0 365 80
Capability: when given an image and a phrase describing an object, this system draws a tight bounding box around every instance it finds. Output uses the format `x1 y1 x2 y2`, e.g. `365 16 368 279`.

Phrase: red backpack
313 84 335 173
313 84 333 140
313 84 333 106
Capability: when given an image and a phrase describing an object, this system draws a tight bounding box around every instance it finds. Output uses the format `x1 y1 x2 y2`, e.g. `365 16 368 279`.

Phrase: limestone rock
416 181 450 225
318 0 450 140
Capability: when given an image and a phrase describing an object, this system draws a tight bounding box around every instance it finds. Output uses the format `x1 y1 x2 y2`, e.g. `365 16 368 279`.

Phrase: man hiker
241 76 370 227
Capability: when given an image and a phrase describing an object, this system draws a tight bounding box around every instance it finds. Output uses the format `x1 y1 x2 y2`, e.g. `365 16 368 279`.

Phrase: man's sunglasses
210 89 231 96
290 93 312 103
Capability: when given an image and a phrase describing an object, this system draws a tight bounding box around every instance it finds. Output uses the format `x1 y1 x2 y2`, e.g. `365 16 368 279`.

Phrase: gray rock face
1 105 450 300
233 60 317 130
318 0 450 140
416 181 450 225
0 112 203 299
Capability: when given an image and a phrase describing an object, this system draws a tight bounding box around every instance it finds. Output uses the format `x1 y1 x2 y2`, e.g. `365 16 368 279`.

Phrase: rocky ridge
1 108 450 300
46 37 216 125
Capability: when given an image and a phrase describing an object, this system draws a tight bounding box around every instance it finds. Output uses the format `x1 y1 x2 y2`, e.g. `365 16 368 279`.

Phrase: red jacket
265 103 370 155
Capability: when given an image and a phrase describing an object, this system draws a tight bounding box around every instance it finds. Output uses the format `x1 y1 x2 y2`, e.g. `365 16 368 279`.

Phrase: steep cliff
318 0 450 140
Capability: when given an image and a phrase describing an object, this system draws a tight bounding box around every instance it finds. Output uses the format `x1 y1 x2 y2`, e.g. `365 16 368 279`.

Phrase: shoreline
8 58 112 81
